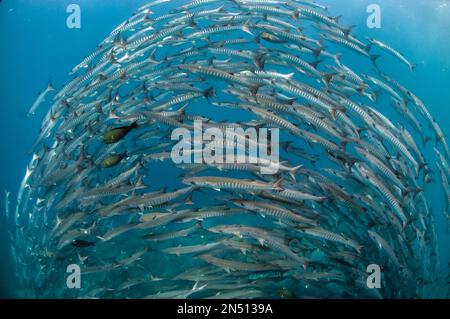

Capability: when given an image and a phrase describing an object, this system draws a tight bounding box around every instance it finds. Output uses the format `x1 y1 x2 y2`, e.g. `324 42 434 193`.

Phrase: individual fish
208 225 309 269
298 227 363 253
144 282 207 299
198 253 277 272
71 239 95 248
104 122 139 144
50 212 87 239
205 289 264 299
177 206 244 222
162 241 224 256
183 176 283 192
232 199 318 225
272 188 327 202
100 154 127 168
4 190 10 220
321 33 380 65
141 222 201 241
366 37 416 71
27 80 54 117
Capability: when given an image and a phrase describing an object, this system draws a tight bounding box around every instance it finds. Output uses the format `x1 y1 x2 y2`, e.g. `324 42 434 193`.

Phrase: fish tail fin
356 245 364 254
331 15 342 23
192 282 207 291
322 72 337 86
289 165 302 182
370 54 381 67
365 41 373 52
148 48 160 64
143 10 153 21
285 72 295 80
188 15 197 28
107 108 121 120
77 253 89 263
132 177 144 191
250 83 263 96
241 19 253 35
195 220 203 229
176 103 189 116
341 139 349 151
435 134 442 147
342 25 356 38
401 187 412 198
184 193 194 205
47 78 55 91
334 53 342 65
401 218 412 233
253 52 267 69
312 45 324 58
309 59 322 69
78 144 90 163
113 32 125 48
149 274 161 281
273 178 283 190
423 136 433 147
402 186 422 198
258 12 268 21
203 35 213 46
370 89 382 102
203 86 216 102
254 33 261 44
279 141 293 152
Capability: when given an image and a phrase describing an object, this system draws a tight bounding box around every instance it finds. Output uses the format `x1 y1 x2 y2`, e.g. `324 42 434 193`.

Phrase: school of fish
7 0 450 298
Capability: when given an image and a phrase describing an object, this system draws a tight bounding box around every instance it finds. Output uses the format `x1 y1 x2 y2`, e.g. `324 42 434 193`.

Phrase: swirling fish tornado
11 0 450 298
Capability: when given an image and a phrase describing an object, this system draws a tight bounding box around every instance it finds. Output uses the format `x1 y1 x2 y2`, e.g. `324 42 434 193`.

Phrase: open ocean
0 0 449 298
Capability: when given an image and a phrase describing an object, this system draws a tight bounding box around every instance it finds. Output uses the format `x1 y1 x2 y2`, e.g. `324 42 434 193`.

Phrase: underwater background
0 0 449 298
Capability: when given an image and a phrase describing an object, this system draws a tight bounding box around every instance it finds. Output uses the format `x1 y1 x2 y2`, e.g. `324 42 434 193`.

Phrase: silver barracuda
10 0 447 299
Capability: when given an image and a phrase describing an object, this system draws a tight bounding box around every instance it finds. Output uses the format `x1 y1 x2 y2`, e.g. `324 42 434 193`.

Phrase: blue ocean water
0 0 449 298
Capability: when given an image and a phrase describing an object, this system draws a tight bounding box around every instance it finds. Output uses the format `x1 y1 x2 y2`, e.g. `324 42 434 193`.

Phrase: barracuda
11 0 447 299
